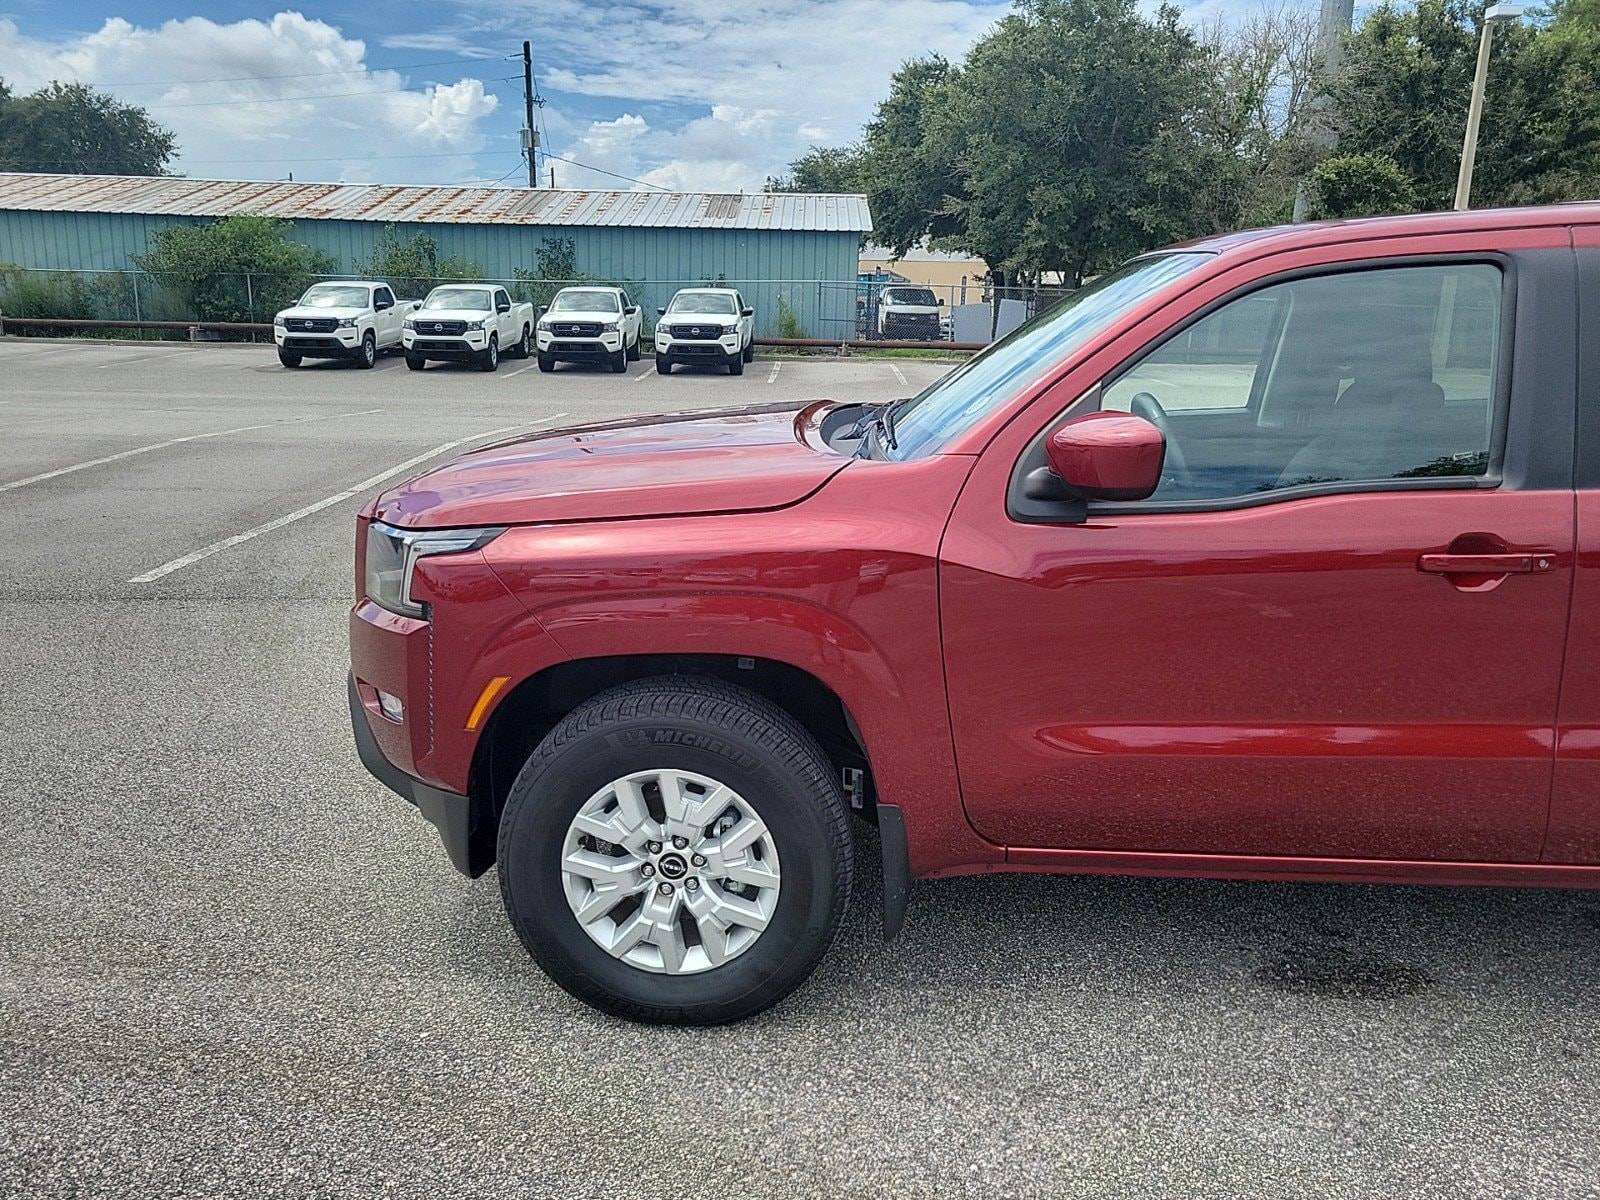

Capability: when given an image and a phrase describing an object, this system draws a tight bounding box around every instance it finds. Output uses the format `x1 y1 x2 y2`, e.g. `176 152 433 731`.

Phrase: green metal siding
0 208 860 337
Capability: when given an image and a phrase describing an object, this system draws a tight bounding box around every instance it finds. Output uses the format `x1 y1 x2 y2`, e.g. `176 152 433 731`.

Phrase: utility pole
1292 0 1355 221
522 41 540 188
549 166 556 188
1455 3 1524 210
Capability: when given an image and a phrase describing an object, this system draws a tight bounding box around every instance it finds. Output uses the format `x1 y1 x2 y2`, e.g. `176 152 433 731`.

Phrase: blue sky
0 0 1251 191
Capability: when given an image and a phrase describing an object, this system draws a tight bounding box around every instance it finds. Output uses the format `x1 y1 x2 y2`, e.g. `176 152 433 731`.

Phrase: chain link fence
0 266 1072 345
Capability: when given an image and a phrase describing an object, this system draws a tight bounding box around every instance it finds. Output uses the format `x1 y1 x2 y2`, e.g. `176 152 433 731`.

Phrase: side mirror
740 307 754 318
374 298 392 311
496 301 511 313
625 305 638 315
937 297 946 306
657 306 667 316
1045 412 1165 502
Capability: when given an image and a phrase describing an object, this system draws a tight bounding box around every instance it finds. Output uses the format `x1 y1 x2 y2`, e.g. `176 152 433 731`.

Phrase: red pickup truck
351 205 1600 1024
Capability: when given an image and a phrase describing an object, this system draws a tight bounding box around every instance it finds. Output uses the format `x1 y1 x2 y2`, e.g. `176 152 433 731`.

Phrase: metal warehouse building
0 172 871 337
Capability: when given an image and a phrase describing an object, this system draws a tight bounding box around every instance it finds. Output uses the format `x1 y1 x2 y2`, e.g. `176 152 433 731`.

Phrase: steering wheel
1128 391 1192 493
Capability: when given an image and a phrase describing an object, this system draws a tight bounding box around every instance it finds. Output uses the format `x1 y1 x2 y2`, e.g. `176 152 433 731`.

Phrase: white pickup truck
403 283 533 372
274 281 416 369
535 286 644 373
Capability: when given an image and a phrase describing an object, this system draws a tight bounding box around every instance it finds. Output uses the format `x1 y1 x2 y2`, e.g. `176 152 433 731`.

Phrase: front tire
728 353 745 376
626 332 642 362
277 349 302 368
356 331 377 369
498 677 853 1025
609 346 627 373
512 325 532 359
655 355 672 375
742 339 755 364
479 335 499 372
405 353 426 371
538 352 556 373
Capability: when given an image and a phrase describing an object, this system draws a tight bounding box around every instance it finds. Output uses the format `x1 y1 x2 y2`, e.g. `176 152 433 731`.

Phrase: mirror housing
496 301 511 313
374 298 392 311
625 305 638 315
1046 412 1165 502
741 307 754 317
657 306 667 316
937 297 946 306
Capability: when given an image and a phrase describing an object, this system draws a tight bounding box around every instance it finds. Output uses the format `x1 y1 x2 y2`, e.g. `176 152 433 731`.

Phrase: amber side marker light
466 676 512 730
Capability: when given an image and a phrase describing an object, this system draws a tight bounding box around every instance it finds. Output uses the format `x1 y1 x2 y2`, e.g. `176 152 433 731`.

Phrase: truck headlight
464 319 486 332
402 318 416 330
364 522 506 619
337 318 358 329
273 315 286 327
601 320 620 332
537 318 554 330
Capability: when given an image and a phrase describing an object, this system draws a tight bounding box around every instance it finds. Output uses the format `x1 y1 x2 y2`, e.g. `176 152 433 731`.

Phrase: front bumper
349 673 490 877
537 329 623 358
277 329 362 356
655 334 740 361
404 331 488 359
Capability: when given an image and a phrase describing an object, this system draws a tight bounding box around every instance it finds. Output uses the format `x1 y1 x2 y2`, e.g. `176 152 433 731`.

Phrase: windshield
886 252 1213 459
299 284 370 309
422 287 490 311
668 292 738 315
550 289 620 313
884 287 937 306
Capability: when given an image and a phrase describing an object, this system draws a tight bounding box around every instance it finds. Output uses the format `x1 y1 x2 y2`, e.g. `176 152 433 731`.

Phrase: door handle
1418 552 1553 574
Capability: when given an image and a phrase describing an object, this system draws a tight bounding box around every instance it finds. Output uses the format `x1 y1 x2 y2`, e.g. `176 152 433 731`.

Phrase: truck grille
286 317 338 333
670 324 726 340
416 319 466 336
884 313 939 338
551 322 602 337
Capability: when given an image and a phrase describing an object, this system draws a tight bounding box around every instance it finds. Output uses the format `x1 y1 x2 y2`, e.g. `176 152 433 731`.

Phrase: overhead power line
541 152 673 192
141 78 518 111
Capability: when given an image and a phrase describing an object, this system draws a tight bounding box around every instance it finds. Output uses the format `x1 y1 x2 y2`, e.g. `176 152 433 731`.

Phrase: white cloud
0 13 501 183
473 0 1006 190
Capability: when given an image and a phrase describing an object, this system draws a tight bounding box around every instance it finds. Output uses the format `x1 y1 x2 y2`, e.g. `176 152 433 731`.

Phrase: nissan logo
432 323 444 332
658 853 688 880
691 327 703 337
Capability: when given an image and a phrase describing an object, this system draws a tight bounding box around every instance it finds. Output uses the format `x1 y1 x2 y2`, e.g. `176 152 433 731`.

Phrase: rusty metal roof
0 173 872 232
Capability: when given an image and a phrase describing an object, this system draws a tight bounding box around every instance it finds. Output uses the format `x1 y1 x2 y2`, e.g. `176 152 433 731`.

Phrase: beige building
859 243 989 302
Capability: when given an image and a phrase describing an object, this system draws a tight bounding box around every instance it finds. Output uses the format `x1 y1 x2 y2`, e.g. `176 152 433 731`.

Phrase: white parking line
128 414 567 584
767 362 782 384
634 367 654 383
0 409 383 494
97 350 192 370
889 364 909 386
500 362 542 379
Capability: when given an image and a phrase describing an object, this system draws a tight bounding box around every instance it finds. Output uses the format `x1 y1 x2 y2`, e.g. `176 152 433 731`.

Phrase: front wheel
609 346 627 373
498 677 853 1025
626 332 642 362
512 326 532 359
742 339 755 364
538 352 556 373
727 354 745 376
356 331 377 369
405 353 426 371
479 335 499 372
655 355 672 375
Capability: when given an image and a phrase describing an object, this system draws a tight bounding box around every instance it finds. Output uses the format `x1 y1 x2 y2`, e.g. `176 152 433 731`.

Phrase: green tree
767 145 869 193
360 225 481 297
1318 0 1600 209
0 79 176 175
133 215 336 325
1305 152 1420 217
856 0 1233 290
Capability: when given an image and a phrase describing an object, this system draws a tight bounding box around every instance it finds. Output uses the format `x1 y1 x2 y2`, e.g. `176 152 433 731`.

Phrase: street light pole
1454 2 1523 210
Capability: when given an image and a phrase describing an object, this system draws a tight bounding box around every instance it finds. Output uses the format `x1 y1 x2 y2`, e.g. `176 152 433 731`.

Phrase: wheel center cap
658 852 688 880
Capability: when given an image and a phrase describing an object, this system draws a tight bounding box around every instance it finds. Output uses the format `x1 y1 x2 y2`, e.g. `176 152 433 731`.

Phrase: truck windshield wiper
852 398 906 458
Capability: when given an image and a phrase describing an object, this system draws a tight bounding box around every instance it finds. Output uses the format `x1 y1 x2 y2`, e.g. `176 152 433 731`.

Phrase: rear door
940 236 1577 863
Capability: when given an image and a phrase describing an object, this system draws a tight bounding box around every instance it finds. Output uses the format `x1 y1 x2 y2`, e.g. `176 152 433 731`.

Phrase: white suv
536 286 643 373
654 288 755 375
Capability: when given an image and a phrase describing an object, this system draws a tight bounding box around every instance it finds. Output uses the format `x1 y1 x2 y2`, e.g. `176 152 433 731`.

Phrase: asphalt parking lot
3 338 1600 1199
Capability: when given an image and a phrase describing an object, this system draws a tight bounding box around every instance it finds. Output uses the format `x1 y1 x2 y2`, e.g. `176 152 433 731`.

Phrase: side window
375 287 394 308
495 289 510 309
1098 263 1502 503
620 290 630 309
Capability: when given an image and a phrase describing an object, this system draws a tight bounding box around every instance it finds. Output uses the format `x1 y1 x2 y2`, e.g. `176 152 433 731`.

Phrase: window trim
1007 253 1518 524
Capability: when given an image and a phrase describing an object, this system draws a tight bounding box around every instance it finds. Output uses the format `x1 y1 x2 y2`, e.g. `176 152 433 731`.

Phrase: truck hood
279 305 367 320
372 401 848 529
543 308 625 323
411 308 494 323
